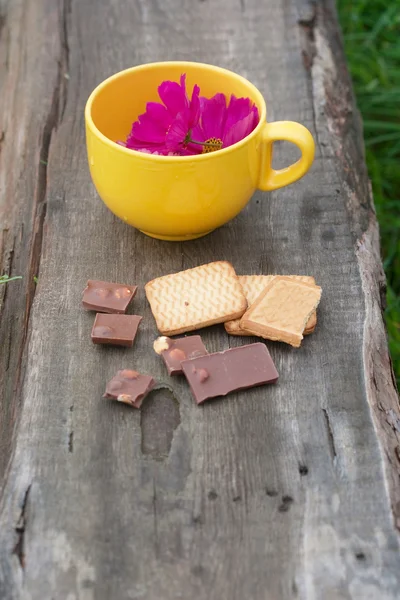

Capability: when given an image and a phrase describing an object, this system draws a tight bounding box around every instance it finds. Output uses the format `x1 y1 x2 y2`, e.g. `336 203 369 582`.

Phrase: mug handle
258 121 315 191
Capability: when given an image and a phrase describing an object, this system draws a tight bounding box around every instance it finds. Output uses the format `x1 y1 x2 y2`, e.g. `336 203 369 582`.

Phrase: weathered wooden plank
303 1 400 534
0 0 67 486
0 0 399 599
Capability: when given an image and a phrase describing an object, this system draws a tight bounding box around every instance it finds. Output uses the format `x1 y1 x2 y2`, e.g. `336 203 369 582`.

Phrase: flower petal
200 93 227 140
158 74 188 117
191 122 205 142
145 102 172 130
128 112 167 143
180 145 202 155
165 110 190 151
251 105 260 128
223 112 255 147
126 141 170 154
188 84 201 128
126 134 163 151
223 96 252 137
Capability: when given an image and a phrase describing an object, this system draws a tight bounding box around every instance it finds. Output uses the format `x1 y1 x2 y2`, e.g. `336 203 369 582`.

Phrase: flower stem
188 138 221 148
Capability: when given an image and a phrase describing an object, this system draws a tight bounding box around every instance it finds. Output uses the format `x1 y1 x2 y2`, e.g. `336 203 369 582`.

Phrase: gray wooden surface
1 0 400 598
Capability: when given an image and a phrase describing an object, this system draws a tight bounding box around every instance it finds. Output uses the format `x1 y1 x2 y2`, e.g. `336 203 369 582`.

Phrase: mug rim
85 61 267 162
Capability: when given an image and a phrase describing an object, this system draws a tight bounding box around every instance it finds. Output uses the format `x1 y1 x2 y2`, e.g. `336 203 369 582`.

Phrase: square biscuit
240 276 322 347
145 261 247 336
225 275 317 336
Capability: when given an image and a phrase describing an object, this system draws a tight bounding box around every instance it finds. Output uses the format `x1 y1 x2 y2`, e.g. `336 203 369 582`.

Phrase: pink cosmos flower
189 94 259 153
123 74 259 156
125 74 200 155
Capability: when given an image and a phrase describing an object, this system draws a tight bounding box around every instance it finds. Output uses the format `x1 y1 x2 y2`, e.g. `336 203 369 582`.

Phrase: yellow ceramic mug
85 62 315 241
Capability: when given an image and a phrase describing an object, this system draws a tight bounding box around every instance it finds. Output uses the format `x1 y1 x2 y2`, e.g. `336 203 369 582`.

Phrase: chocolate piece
104 369 155 408
181 342 278 404
153 335 208 376
82 280 137 314
91 314 142 347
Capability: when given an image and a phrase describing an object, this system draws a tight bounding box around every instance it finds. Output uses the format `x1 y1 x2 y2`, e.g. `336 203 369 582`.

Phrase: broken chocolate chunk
153 335 208 376
91 314 142 347
104 369 155 408
181 342 278 404
82 280 137 314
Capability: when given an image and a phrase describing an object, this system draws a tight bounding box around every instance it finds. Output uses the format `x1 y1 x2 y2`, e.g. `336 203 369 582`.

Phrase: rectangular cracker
225 275 317 336
240 276 322 347
145 261 247 336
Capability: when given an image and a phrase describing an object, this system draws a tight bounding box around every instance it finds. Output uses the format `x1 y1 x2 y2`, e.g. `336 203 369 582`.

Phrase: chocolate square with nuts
82 280 137 314
91 314 142 347
181 343 278 404
104 369 155 409
153 335 208 375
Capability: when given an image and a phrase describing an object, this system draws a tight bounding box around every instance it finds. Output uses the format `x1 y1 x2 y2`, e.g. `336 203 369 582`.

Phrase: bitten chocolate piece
181 342 278 404
153 335 208 375
82 280 137 314
91 314 142 347
104 369 155 409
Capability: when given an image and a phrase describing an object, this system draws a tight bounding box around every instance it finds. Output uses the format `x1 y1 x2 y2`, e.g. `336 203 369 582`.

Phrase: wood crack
0 129 5 153
18 89 56 376
68 431 74 453
297 5 323 158
0 237 16 306
15 0 72 394
5 323 12 372
12 484 31 570
298 6 316 71
59 0 71 121
0 13 6 40
68 404 74 453
322 408 337 462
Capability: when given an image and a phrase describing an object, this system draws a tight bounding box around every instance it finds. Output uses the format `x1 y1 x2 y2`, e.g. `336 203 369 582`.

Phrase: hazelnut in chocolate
153 335 208 375
82 280 137 314
104 369 155 409
91 314 142 347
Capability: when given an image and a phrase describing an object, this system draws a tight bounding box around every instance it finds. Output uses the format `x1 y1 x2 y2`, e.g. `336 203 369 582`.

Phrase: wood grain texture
0 0 399 598
0 0 68 488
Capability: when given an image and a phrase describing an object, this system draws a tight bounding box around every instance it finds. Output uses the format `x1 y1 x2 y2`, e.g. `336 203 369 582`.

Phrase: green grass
338 0 400 385
0 275 22 285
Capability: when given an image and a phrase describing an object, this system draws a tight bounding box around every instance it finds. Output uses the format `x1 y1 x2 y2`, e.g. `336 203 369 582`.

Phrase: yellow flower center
202 137 223 153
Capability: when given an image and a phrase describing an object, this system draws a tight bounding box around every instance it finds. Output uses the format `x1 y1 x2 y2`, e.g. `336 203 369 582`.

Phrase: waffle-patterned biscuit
145 261 247 336
240 276 322 347
225 275 317 336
